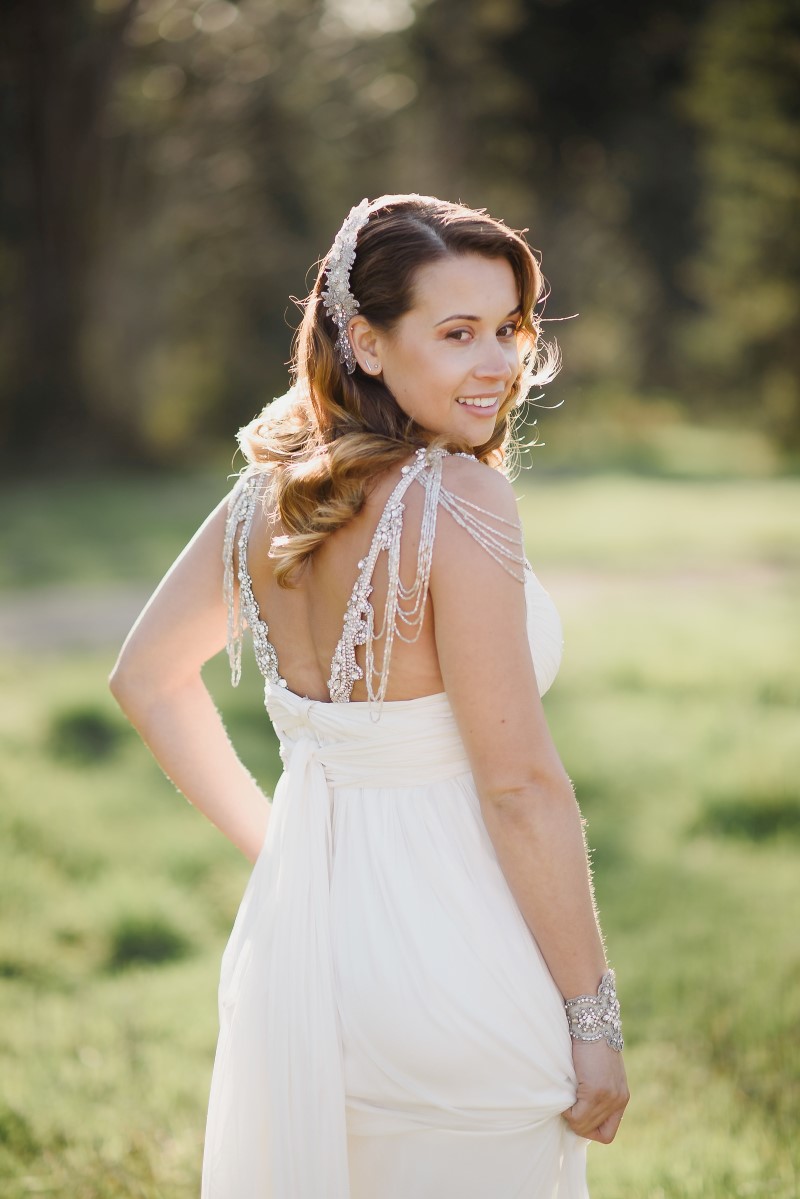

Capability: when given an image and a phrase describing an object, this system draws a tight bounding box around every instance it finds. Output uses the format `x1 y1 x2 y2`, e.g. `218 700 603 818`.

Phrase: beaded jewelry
320 196 373 375
328 447 527 716
222 470 287 691
564 969 624 1052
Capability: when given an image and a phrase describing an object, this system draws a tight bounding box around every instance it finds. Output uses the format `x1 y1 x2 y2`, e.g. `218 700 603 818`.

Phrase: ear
348 316 382 373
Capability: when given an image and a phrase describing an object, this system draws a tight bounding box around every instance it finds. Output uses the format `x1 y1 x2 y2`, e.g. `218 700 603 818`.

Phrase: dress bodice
222 446 563 712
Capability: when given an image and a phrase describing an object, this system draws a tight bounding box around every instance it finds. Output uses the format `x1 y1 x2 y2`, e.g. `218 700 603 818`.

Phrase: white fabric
201 568 589 1198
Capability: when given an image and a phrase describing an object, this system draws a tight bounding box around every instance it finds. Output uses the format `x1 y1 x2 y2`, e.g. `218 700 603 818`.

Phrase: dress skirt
201 685 588 1199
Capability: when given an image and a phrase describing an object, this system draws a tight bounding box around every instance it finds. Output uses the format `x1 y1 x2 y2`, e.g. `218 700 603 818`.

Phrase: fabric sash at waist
265 684 472 788
202 684 476 1199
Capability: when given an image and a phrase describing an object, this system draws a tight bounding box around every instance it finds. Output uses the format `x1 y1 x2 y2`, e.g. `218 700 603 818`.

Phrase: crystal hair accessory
321 197 373 375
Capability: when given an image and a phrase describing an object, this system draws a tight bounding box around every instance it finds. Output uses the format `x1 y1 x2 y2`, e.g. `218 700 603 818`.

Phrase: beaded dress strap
327 447 527 717
222 468 287 690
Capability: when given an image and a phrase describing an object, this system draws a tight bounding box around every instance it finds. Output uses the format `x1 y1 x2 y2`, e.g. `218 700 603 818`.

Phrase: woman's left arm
108 487 270 864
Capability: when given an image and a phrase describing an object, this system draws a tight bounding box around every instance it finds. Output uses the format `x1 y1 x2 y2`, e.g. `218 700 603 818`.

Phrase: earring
365 359 381 373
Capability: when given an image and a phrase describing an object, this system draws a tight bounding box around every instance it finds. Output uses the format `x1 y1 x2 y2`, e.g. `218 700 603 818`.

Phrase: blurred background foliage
1 0 798 469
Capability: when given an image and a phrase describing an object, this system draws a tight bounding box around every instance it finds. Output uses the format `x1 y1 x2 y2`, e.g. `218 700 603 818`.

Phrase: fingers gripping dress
201 447 589 1199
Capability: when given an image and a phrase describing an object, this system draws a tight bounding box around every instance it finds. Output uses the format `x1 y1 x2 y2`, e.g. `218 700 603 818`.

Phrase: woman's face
359 253 523 446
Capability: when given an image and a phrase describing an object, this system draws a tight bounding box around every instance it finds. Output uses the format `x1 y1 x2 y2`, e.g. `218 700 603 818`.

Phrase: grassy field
0 466 798 1198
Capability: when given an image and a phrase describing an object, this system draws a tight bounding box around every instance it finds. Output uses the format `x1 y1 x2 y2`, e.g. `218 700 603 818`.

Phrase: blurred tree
408 0 711 398
678 0 800 446
103 0 421 457
0 0 141 459
1 0 423 464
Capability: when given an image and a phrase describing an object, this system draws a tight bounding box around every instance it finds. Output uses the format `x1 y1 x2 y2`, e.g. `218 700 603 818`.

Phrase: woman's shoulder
420 451 527 584
437 452 521 527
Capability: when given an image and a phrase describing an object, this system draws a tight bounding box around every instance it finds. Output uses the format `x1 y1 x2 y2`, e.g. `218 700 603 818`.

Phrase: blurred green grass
0 466 798 1197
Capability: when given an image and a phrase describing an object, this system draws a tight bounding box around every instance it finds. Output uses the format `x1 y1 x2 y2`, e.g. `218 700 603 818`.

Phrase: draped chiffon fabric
201 466 589 1198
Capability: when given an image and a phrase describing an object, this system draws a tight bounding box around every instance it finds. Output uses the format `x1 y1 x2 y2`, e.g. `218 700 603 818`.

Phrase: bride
109 192 629 1198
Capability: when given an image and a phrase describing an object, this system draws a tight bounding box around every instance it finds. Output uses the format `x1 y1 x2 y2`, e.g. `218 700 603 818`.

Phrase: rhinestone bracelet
564 969 624 1052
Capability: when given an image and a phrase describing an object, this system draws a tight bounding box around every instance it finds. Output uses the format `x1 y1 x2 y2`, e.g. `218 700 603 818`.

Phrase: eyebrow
435 305 522 327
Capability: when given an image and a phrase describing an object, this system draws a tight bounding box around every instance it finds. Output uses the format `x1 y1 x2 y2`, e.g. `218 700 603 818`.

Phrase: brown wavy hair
236 192 560 586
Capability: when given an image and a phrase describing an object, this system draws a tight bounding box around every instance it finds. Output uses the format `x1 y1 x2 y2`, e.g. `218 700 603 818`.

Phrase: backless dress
201 446 589 1198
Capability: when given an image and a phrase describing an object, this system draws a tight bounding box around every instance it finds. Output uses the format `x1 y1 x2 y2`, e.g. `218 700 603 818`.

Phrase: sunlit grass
0 470 797 1197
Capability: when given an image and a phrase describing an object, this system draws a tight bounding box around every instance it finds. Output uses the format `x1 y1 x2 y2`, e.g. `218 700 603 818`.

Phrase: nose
475 334 516 382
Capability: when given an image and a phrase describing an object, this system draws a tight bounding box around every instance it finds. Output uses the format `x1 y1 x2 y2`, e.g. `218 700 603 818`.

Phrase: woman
109 192 629 1198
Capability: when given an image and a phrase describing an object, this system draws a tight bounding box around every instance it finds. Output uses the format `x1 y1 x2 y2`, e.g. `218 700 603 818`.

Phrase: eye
446 329 472 342
499 322 522 338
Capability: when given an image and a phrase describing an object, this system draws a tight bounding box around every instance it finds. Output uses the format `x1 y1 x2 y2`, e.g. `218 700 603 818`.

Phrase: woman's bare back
239 455 445 703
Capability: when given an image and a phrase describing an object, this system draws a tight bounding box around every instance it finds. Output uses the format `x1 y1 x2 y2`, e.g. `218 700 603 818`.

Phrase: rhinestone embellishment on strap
222 469 287 690
328 447 437 714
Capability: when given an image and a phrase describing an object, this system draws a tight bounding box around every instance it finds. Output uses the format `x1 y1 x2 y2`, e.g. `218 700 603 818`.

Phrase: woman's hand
562 1039 630 1144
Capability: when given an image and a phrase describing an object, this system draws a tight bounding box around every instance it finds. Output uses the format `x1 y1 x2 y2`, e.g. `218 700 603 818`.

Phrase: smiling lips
456 395 501 409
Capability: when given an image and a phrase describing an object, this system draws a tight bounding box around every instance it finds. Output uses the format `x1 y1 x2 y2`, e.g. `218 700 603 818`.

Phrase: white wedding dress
201 448 589 1198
